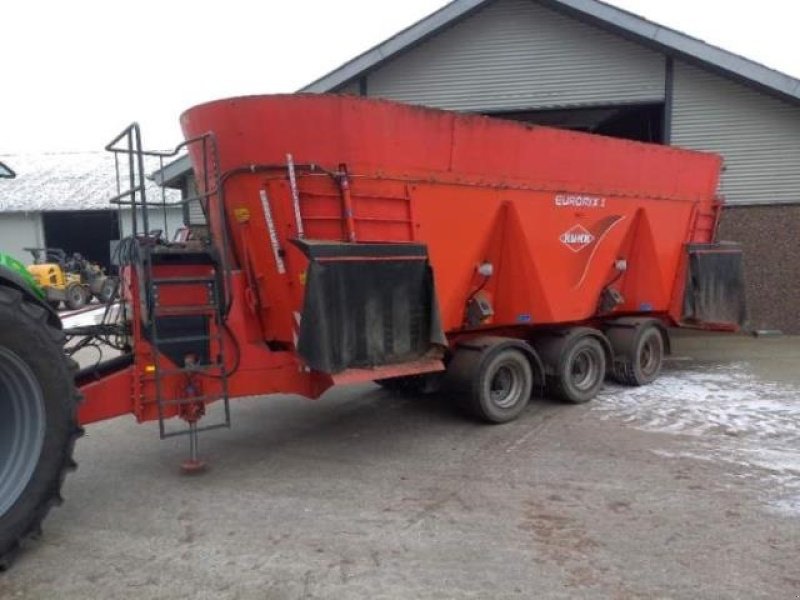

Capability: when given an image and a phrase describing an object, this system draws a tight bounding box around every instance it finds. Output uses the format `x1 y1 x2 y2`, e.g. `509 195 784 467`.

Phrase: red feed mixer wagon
0 94 745 566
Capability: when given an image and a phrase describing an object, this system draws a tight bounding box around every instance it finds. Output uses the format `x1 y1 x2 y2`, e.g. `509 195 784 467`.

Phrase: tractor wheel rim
0 346 46 517
570 349 600 391
490 364 523 409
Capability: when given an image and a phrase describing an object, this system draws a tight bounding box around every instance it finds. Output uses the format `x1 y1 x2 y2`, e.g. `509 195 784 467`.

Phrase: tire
608 325 665 386
543 334 607 404
450 346 533 424
96 277 117 304
0 286 82 569
65 283 89 310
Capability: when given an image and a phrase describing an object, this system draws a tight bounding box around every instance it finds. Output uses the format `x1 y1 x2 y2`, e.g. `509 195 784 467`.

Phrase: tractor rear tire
0 286 82 569
65 283 89 311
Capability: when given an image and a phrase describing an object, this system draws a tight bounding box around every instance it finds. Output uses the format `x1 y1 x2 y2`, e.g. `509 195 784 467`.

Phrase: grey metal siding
367 0 665 112
184 178 206 226
0 213 44 263
672 61 800 205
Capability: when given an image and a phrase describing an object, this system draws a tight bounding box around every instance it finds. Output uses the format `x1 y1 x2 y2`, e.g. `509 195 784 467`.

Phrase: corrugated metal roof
300 0 800 107
0 152 179 213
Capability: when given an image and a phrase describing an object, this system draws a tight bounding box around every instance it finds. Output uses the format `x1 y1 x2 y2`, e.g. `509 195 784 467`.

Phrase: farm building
145 0 800 333
0 152 182 269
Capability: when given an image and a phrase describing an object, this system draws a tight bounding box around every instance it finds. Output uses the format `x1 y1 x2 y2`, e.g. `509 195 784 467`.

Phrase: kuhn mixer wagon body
0 94 745 566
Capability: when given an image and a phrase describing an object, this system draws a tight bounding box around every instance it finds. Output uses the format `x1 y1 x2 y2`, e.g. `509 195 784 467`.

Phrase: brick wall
718 204 800 333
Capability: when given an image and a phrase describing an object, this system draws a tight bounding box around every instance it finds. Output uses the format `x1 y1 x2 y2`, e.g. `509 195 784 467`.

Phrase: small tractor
0 95 746 568
24 247 117 311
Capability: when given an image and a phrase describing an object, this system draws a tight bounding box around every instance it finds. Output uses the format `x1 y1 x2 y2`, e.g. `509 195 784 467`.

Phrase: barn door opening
488 103 665 144
42 210 120 272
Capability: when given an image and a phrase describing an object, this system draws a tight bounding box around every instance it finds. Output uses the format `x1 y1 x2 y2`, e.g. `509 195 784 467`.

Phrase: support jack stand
181 421 207 474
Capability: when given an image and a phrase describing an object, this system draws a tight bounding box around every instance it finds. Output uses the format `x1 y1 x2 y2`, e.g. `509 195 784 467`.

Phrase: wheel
607 324 665 386
95 277 117 304
0 286 82 569
64 283 89 310
448 345 534 424
540 333 607 404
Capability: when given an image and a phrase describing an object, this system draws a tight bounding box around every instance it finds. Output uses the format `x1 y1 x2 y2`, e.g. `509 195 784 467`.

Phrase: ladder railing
105 124 232 445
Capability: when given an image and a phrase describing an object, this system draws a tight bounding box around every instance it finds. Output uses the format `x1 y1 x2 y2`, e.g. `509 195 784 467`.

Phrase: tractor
24 247 117 311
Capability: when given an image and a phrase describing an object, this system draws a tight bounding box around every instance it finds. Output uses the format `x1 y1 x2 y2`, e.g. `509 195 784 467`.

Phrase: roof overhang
149 154 192 190
150 154 192 189
300 0 800 107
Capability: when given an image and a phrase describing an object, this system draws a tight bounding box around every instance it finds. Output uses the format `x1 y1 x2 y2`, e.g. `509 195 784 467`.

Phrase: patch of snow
595 362 800 516
61 304 118 328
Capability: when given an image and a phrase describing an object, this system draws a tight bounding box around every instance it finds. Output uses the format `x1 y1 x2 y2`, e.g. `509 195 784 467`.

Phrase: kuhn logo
560 225 595 252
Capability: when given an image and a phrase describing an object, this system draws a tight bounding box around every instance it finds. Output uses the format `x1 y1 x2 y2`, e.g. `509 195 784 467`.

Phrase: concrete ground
2 332 799 599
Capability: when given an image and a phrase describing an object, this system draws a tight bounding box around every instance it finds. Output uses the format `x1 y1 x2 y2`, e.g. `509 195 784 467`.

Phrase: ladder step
155 333 221 345
158 394 220 408
155 304 218 316
161 421 230 439
151 276 216 286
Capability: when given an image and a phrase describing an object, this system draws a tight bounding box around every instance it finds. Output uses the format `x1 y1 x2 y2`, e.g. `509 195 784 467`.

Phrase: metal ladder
106 123 233 470
147 259 232 443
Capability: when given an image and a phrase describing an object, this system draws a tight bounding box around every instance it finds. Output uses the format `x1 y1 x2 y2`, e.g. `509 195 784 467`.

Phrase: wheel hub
490 365 523 408
639 335 661 376
0 346 46 517
570 349 599 391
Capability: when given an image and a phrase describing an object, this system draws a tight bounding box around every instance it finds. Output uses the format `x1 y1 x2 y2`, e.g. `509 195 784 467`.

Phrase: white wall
0 212 44 263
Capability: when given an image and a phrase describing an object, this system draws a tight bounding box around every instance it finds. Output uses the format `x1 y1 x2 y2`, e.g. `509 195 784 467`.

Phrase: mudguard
0 254 60 328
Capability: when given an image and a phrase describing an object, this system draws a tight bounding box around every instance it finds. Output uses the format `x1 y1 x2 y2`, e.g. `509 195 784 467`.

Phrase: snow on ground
60 303 120 328
593 361 800 516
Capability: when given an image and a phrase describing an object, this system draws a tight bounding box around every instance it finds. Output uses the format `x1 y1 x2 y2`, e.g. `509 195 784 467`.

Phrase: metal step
161 421 230 440
153 333 221 345
154 304 218 317
151 276 216 286
158 394 220 408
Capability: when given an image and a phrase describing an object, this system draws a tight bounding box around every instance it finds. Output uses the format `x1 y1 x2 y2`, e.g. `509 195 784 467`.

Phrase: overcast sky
1 0 798 154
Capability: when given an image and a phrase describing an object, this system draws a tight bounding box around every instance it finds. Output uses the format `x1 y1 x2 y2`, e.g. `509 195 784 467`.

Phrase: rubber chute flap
294 241 446 374
683 243 747 327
